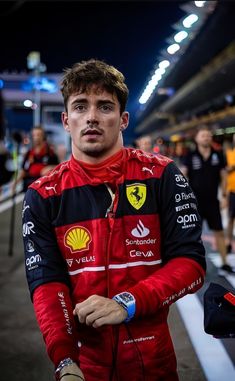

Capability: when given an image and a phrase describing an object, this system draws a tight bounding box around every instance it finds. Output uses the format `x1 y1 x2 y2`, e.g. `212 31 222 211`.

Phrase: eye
100 104 113 112
74 103 86 112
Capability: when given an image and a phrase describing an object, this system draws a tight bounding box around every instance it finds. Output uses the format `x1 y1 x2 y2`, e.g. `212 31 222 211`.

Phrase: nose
86 107 99 126
87 118 98 126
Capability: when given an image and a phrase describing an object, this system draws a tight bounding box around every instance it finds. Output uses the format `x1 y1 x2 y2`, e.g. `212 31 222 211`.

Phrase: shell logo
64 226 92 253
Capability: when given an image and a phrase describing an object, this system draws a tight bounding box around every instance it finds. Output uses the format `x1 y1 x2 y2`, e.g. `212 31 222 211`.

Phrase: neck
73 146 124 164
34 142 45 150
72 134 124 164
198 145 211 157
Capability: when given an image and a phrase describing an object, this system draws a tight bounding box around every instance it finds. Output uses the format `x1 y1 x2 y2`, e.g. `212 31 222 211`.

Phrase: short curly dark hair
60 59 129 114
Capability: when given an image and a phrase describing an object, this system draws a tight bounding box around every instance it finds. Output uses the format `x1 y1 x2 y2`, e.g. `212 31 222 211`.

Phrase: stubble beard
78 140 110 158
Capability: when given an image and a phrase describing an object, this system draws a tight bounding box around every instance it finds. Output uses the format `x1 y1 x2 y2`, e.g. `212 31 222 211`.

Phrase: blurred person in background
22 59 206 381
181 125 235 275
12 125 59 193
168 135 188 170
135 134 153 153
224 133 235 254
153 136 168 155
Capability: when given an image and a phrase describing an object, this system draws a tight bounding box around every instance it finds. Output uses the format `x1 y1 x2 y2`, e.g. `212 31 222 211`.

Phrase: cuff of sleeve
127 284 153 318
50 341 79 368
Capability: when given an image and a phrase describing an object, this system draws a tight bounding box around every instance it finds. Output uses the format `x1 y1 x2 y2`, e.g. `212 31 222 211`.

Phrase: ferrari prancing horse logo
126 183 147 210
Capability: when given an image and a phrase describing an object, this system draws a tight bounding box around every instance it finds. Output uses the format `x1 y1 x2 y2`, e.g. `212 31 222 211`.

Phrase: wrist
55 358 77 380
113 292 136 322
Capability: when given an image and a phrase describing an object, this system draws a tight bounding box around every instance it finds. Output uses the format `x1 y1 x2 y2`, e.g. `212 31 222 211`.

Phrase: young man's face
62 84 129 163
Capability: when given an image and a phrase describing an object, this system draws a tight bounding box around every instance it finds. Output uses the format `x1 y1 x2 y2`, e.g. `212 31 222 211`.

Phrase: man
13 125 59 192
182 125 234 275
22 59 206 381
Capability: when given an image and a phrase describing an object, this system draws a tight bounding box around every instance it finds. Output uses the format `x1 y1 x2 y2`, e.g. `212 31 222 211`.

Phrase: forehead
71 84 117 101
196 129 212 138
32 129 43 136
141 137 151 143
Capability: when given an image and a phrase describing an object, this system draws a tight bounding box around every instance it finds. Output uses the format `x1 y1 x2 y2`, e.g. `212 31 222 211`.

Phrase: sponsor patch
22 221 35 237
126 183 146 210
64 226 92 253
26 239 35 253
177 213 198 229
131 220 150 238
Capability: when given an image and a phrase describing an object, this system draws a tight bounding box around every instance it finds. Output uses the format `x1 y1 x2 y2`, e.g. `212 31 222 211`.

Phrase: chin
83 147 106 158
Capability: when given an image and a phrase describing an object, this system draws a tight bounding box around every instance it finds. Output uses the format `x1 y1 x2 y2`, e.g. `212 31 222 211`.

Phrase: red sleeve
128 257 205 317
33 282 79 367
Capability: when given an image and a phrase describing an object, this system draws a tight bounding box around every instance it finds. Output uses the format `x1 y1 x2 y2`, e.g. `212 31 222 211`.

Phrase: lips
82 129 102 136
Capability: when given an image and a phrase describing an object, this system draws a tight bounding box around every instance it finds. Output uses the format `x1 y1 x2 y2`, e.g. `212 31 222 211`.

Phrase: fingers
73 295 111 326
73 295 127 327
73 295 96 322
77 307 105 326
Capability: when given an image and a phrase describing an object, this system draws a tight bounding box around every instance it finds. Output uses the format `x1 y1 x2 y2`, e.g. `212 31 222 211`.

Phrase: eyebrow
71 98 116 106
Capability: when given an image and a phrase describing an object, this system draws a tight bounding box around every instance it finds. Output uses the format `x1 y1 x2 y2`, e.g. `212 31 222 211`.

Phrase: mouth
82 129 102 138
82 128 102 136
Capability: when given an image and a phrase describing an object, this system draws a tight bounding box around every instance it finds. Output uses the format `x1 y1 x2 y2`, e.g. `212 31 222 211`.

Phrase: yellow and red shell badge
64 226 92 253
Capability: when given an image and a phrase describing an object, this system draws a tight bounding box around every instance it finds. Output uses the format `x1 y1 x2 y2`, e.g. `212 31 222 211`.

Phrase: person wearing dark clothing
22 59 206 381
182 125 235 275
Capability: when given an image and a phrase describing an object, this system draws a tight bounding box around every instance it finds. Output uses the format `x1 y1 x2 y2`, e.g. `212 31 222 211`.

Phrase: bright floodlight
174 30 188 43
167 43 180 55
139 96 147 105
195 1 206 7
149 75 159 87
23 99 33 108
139 90 152 104
159 60 170 69
183 14 199 28
155 67 165 75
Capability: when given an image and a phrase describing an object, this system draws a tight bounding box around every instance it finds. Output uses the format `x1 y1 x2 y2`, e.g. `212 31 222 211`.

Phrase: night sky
0 1 185 140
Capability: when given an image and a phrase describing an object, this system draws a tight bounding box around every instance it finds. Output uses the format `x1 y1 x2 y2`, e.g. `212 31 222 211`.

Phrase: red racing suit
22 148 206 381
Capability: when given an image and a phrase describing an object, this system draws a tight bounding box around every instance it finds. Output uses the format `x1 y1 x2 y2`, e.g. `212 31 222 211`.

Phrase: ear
120 111 129 132
62 111 70 132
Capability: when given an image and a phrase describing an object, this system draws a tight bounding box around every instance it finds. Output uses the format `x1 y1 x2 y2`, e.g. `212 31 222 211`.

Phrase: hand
59 363 85 381
73 295 128 328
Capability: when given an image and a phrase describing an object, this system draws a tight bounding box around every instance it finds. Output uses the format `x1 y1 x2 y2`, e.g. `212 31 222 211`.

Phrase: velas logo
126 183 146 210
64 226 92 253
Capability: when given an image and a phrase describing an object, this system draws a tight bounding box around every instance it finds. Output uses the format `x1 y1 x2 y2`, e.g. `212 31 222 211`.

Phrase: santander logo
131 220 150 238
